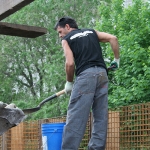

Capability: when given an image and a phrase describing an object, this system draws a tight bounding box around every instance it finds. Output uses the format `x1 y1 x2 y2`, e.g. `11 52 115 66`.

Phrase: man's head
54 16 78 38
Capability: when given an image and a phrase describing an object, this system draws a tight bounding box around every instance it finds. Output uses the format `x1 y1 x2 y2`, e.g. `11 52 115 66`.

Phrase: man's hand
110 58 120 70
65 81 73 94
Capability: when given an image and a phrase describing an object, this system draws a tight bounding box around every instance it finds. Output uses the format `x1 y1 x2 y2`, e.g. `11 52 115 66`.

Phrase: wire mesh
119 103 150 149
1 103 150 150
0 115 91 150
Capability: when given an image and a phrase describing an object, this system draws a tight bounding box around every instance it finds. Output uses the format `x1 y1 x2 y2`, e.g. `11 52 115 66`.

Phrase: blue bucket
41 123 65 150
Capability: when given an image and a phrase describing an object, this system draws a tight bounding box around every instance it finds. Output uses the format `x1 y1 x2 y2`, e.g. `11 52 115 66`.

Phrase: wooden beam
0 0 34 21
0 22 47 38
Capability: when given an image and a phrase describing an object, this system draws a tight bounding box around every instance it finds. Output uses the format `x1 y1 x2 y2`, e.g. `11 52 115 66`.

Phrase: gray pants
62 66 108 150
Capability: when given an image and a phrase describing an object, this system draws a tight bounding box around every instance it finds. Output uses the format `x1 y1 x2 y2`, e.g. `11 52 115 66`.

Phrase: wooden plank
0 0 34 20
0 22 47 38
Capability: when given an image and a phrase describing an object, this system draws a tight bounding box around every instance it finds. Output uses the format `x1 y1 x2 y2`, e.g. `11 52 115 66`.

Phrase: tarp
0 102 26 135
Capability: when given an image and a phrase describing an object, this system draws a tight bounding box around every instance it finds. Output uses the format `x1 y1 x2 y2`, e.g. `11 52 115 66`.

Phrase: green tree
96 0 150 108
0 0 102 119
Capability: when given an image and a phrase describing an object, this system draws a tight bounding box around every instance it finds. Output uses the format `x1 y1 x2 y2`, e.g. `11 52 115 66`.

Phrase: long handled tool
22 66 116 115
22 89 65 115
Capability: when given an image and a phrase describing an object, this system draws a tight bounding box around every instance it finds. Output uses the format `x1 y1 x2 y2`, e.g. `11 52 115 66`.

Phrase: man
54 16 119 150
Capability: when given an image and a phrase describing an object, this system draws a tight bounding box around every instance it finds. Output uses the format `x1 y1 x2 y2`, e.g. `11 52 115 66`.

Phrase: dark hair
54 16 78 30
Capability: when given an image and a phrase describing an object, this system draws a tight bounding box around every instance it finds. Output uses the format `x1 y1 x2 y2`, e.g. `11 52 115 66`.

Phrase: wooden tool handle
56 89 65 96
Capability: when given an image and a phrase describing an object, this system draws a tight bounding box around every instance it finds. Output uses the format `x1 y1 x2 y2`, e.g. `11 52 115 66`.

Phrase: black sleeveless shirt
63 29 107 76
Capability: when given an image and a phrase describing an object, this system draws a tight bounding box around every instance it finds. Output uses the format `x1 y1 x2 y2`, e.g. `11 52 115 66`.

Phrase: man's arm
95 30 119 59
61 39 75 82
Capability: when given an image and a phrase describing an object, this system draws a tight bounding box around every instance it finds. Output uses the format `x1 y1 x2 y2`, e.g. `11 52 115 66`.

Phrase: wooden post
2 133 7 150
106 111 120 150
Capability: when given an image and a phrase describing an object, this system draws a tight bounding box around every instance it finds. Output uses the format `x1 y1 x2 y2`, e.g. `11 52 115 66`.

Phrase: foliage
1 0 150 119
96 0 150 108
0 0 101 119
